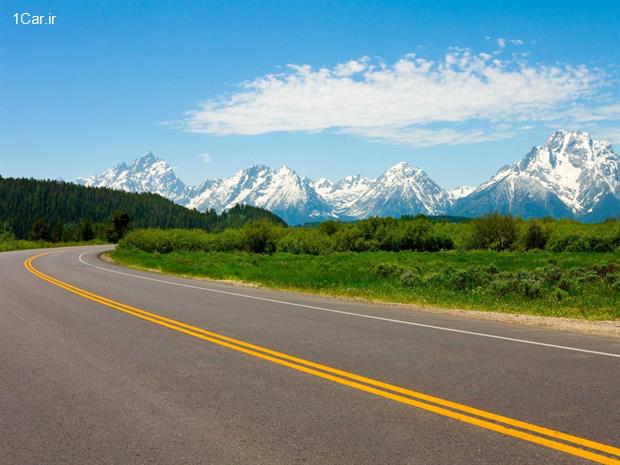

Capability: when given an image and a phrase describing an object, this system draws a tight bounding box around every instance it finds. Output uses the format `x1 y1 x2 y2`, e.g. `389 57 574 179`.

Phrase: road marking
78 251 620 359
26 252 620 464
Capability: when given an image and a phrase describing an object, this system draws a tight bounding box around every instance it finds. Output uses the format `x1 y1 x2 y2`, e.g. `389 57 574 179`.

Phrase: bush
545 220 620 252
243 220 280 254
523 221 549 249
400 268 421 287
469 214 518 251
276 229 330 255
518 279 544 299
28 218 52 241
118 217 620 257
319 220 341 236
372 262 403 277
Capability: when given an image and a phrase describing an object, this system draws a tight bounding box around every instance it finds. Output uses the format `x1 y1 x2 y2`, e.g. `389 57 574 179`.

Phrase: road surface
1 246 619 465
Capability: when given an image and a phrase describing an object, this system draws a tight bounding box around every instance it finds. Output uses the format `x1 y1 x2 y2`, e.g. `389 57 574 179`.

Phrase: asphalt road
1 246 619 465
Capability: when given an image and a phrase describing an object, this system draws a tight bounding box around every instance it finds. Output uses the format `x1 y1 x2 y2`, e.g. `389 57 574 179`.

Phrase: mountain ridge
77 131 619 224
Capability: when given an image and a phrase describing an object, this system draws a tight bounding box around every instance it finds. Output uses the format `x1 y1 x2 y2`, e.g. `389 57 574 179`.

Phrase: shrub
318 220 341 236
117 217 620 257
213 228 245 251
523 221 549 249
276 229 329 255
518 279 544 299
243 220 280 254
489 278 512 296
469 214 518 251
400 268 421 287
372 262 403 277
28 218 52 241
449 268 490 291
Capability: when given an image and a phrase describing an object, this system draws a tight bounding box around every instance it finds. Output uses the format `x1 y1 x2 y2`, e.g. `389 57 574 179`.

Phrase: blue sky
1 0 619 189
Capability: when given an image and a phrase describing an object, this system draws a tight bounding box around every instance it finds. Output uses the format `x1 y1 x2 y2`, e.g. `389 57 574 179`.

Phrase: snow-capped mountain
77 152 189 204
187 165 333 225
448 186 475 200
76 131 619 224
78 156 452 223
348 162 451 219
315 174 375 217
452 131 620 221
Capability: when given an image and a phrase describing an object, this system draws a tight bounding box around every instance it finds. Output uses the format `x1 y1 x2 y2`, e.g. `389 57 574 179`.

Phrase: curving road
1 246 619 465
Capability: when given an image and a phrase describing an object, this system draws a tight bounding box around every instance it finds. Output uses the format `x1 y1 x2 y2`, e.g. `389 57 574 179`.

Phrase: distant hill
0 177 286 238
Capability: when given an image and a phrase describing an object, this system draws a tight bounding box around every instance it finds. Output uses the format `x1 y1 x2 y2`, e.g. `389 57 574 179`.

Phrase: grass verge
0 238 105 252
110 248 620 320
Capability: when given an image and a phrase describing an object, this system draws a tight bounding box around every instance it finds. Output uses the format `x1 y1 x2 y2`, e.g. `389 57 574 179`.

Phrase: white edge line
77 251 620 359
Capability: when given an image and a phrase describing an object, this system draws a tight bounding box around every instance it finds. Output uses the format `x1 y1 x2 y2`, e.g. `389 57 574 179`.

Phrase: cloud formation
199 152 213 163
183 47 613 147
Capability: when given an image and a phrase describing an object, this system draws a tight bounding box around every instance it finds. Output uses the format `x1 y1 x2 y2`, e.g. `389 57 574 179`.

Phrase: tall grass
110 248 620 320
112 216 620 319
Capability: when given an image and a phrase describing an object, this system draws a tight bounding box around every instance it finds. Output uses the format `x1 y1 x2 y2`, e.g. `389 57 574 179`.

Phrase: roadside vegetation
0 220 105 252
0 177 284 238
111 215 620 320
0 176 285 252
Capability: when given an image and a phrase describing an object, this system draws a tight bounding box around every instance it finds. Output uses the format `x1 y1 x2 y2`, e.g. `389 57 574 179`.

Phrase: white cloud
183 47 612 147
345 126 515 147
567 103 620 122
578 124 620 145
497 38 524 48
597 127 620 144
199 152 213 163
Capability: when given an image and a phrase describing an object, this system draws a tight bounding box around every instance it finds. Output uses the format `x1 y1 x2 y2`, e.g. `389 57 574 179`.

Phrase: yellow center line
24 252 620 465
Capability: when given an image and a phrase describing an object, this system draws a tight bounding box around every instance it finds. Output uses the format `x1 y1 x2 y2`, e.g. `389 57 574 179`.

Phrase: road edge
99 251 620 338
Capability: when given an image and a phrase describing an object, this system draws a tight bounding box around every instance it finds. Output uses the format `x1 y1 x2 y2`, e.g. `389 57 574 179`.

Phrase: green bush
523 221 550 249
118 217 620 257
276 228 329 255
400 268 421 287
243 220 281 254
372 262 403 277
469 214 518 250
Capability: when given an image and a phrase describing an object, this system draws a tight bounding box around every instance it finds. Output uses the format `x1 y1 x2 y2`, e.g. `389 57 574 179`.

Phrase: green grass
110 248 620 320
0 238 105 252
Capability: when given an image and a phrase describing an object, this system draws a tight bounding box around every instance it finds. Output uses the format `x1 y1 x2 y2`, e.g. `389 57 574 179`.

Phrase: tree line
119 214 620 255
0 177 285 240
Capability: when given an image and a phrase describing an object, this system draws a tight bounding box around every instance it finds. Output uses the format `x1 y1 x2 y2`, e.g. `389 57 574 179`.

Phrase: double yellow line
25 252 620 465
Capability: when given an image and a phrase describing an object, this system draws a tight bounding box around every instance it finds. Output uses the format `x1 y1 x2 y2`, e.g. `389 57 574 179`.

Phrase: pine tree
28 218 52 241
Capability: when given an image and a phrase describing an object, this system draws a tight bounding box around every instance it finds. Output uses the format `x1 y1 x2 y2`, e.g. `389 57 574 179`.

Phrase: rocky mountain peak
77 131 619 224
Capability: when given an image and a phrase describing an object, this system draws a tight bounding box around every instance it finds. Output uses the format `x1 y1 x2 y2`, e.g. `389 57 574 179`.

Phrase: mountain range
77 131 619 224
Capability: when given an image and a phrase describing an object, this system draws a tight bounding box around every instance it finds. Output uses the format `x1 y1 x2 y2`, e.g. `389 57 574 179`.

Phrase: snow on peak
448 186 475 200
75 132 618 224
78 151 188 203
78 155 451 223
384 161 421 177
459 130 619 218
513 130 618 211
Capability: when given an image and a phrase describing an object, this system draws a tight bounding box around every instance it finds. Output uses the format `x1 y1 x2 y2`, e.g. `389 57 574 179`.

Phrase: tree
105 211 130 243
319 220 340 236
0 177 284 239
50 222 64 243
28 218 52 241
0 221 14 240
523 221 549 250
80 220 95 241
469 214 517 251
